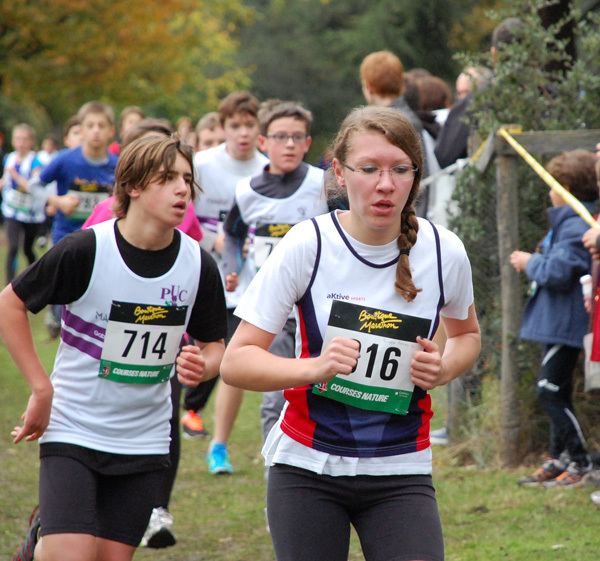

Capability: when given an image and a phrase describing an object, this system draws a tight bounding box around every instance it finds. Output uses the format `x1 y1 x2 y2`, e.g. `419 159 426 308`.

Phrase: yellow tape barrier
470 137 487 163
496 127 599 227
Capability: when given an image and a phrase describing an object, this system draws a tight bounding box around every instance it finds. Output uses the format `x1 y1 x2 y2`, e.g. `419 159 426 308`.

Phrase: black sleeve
223 203 249 241
186 248 228 343
434 94 471 169
12 229 96 313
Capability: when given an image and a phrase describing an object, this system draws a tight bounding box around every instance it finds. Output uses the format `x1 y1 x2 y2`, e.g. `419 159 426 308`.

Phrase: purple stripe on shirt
61 328 103 360
63 309 105 343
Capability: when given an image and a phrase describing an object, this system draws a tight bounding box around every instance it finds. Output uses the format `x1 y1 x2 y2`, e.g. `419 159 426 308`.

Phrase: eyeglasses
266 133 308 145
342 162 418 183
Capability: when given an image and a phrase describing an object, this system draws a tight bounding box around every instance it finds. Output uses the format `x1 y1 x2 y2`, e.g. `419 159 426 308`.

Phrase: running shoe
543 460 593 488
13 505 40 561
582 469 600 487
206 442 234 475
517 457 564 486
140 507 176 549
181 410 210 439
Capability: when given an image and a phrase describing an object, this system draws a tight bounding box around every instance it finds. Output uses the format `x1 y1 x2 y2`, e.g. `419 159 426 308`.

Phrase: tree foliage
448 0 507 53
459 0 600 134
237 0 460 153
0 0 253 132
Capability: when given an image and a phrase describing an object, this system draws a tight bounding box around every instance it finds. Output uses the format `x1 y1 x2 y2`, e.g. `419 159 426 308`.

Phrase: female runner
221 105 480 561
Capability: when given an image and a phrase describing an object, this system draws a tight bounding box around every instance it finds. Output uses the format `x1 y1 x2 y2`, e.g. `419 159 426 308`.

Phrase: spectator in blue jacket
510 149 598 487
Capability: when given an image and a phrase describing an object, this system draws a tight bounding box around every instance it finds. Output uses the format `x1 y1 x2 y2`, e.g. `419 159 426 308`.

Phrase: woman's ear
332 158 346 188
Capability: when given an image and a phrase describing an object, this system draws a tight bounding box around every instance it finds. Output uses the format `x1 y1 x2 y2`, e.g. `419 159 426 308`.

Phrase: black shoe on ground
13 505 41 561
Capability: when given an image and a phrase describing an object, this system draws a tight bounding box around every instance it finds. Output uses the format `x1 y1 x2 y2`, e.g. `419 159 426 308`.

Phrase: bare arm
410 303 481 390
220 320 360 391
6 165 30 189
0 285 53 443
47 193 80 216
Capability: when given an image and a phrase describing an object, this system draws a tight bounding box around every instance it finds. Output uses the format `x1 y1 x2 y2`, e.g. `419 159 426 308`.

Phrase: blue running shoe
206 442 234 474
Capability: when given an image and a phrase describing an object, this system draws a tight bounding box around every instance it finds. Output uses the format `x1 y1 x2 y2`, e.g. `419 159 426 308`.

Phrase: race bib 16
313 300 431 415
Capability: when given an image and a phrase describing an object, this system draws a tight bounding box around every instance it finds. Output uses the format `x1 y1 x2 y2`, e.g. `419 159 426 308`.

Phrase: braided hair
328 105 423 302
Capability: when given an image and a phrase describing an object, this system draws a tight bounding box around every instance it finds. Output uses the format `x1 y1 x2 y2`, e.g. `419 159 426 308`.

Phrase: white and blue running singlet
235 211 474 459
235 164 328 273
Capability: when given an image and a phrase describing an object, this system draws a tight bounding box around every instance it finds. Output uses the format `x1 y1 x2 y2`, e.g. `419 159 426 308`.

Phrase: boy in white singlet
2 135 227 561
182 91 268 453
211 101 329 473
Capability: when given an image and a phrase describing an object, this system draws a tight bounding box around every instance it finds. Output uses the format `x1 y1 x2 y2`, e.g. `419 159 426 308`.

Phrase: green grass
0 275 599 559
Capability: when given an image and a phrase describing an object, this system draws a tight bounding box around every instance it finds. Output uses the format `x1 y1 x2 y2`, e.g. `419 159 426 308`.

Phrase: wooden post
495 136 522 466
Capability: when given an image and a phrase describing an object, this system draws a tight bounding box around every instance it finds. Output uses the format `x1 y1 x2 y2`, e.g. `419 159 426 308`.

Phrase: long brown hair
330 105 423 302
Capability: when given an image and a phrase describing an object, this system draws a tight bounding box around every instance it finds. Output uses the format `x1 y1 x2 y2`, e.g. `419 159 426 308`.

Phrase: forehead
223 112 258 127
456 73 471 90
346 130 410 161
172 152 192 173
266 116 307 134
123 113 143 124
13 129 32 139
81 112 112 126
200 127 223 137
152 152 192 177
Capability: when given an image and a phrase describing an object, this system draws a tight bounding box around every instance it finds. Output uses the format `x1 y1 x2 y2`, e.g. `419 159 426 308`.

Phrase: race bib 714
99 301 187 384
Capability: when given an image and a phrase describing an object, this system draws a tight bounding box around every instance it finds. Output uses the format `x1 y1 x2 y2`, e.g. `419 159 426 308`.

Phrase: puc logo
161 285 188 305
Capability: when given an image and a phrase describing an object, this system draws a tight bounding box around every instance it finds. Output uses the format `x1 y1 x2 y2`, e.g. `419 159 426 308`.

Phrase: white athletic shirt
1 151 46 223
235 211 474 476
193 143 268 308
236 163 329 275
40 219 201 455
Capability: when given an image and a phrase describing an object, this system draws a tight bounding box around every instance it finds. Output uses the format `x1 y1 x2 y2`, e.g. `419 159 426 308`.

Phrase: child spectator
212 101 329 474
0 124 44 284
182 92 268 447
511 149 597 487
4 134 227 561
195 112 226 152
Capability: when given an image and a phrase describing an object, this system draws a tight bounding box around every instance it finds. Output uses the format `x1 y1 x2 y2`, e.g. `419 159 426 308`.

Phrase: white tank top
40 219 201 454
236 164 328 273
